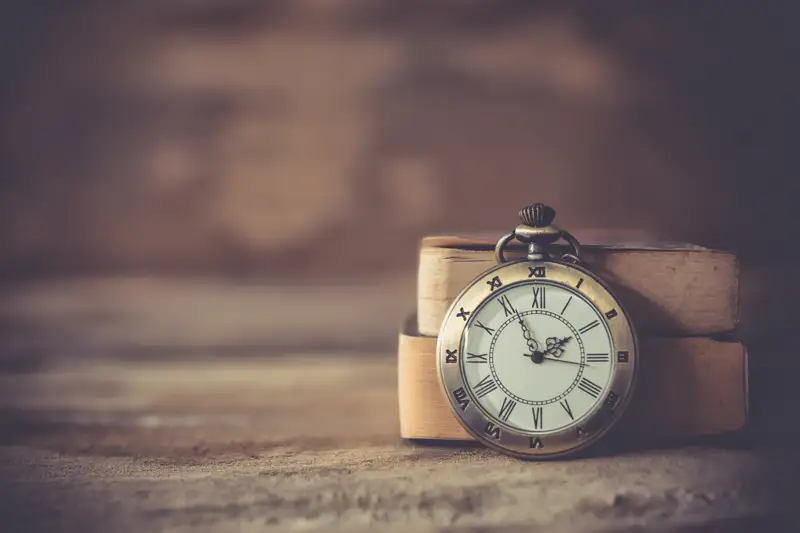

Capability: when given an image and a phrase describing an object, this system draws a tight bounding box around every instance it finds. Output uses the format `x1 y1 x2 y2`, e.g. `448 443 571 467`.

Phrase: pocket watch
436 204 638 459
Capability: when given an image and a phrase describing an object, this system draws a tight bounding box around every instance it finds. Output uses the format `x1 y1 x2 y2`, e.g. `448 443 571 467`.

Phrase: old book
397 316 748 444
417 231 739 337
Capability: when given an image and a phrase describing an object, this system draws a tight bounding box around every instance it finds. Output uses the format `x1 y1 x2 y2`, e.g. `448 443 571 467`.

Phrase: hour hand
544 336 572 357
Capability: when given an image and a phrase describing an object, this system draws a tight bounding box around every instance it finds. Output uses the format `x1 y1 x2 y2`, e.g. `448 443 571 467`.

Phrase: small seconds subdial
461 281 614 433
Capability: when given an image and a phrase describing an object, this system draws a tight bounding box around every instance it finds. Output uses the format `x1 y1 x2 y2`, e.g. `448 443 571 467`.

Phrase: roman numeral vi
532 406 543 429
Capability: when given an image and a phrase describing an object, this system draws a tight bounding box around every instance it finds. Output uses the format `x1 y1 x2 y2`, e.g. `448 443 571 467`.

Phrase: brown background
1 1 798 281
1 0 798 436
0 3 799 531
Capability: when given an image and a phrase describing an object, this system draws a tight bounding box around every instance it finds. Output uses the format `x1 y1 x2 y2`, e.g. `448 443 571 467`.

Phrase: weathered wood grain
0 277 789 533
0 354 790 533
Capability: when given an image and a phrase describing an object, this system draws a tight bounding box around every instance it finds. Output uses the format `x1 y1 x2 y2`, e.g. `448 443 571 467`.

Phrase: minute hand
517 314 540 353
541 356 588 366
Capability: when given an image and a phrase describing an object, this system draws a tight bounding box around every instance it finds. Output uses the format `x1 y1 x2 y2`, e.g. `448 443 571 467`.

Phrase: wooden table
0 277 793 532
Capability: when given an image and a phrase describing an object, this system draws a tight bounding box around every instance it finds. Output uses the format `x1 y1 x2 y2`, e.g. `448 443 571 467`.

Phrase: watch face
437 260 637 459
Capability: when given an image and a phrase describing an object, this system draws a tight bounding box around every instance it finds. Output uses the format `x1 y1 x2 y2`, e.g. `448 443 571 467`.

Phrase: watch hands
522 353 590 367
543 336 572 358
515 315 582 366
516 312 540 355
521 334 582 365
543 356 589 366
522 350 545 364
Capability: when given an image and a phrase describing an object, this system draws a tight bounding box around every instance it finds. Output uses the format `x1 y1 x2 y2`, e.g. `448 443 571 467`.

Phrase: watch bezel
436 258 638 459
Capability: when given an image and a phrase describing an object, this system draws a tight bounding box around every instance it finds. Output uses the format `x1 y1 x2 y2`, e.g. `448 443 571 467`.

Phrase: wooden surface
0 277 794 533
0 352 788 533
417 236 739 337
398 325 747 442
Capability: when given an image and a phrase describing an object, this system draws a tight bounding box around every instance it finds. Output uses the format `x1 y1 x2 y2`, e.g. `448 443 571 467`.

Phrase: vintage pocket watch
436 204 638 459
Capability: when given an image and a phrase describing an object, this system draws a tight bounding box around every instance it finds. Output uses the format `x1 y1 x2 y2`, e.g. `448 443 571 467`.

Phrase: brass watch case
436 258 638 459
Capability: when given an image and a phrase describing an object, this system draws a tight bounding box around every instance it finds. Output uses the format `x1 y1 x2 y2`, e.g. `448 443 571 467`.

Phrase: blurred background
1 3 800 529
0 0 798 434
1 0 798 283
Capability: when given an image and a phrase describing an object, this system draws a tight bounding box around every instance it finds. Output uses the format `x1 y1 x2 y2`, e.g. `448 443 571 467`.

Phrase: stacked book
398 231 747 445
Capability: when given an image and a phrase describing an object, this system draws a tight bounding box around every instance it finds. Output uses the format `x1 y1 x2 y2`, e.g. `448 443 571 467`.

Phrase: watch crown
496 203 582 264
519 204 556 228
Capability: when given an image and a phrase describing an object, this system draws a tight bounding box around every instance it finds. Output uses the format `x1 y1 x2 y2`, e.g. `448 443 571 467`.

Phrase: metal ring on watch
494 229 583 265
494 231 516 264
560 230 583 262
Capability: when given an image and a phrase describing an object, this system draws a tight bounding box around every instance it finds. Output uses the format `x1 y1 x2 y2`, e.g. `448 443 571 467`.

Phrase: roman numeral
452 387 470 411
499 397 516 421
473 375 498 398
529 437 544 449
475 321 495 335
475 320 494 335
498 295 516 317
586 353 610 363
576 278 584 289
532 406 543 429
445 349 458 363
531 286 546 309
487 276 502 291
456 307 471 321
605 309 618 320
560 295 572 315
559 399 574 420
578 320 600 335
578 377 603 398
617 350 629 363
485 421 501 439
528 266 546 278
466 352 488 363
604 391 621 410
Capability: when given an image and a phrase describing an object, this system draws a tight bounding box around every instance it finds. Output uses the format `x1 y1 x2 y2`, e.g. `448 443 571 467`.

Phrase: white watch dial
461 280 614 434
